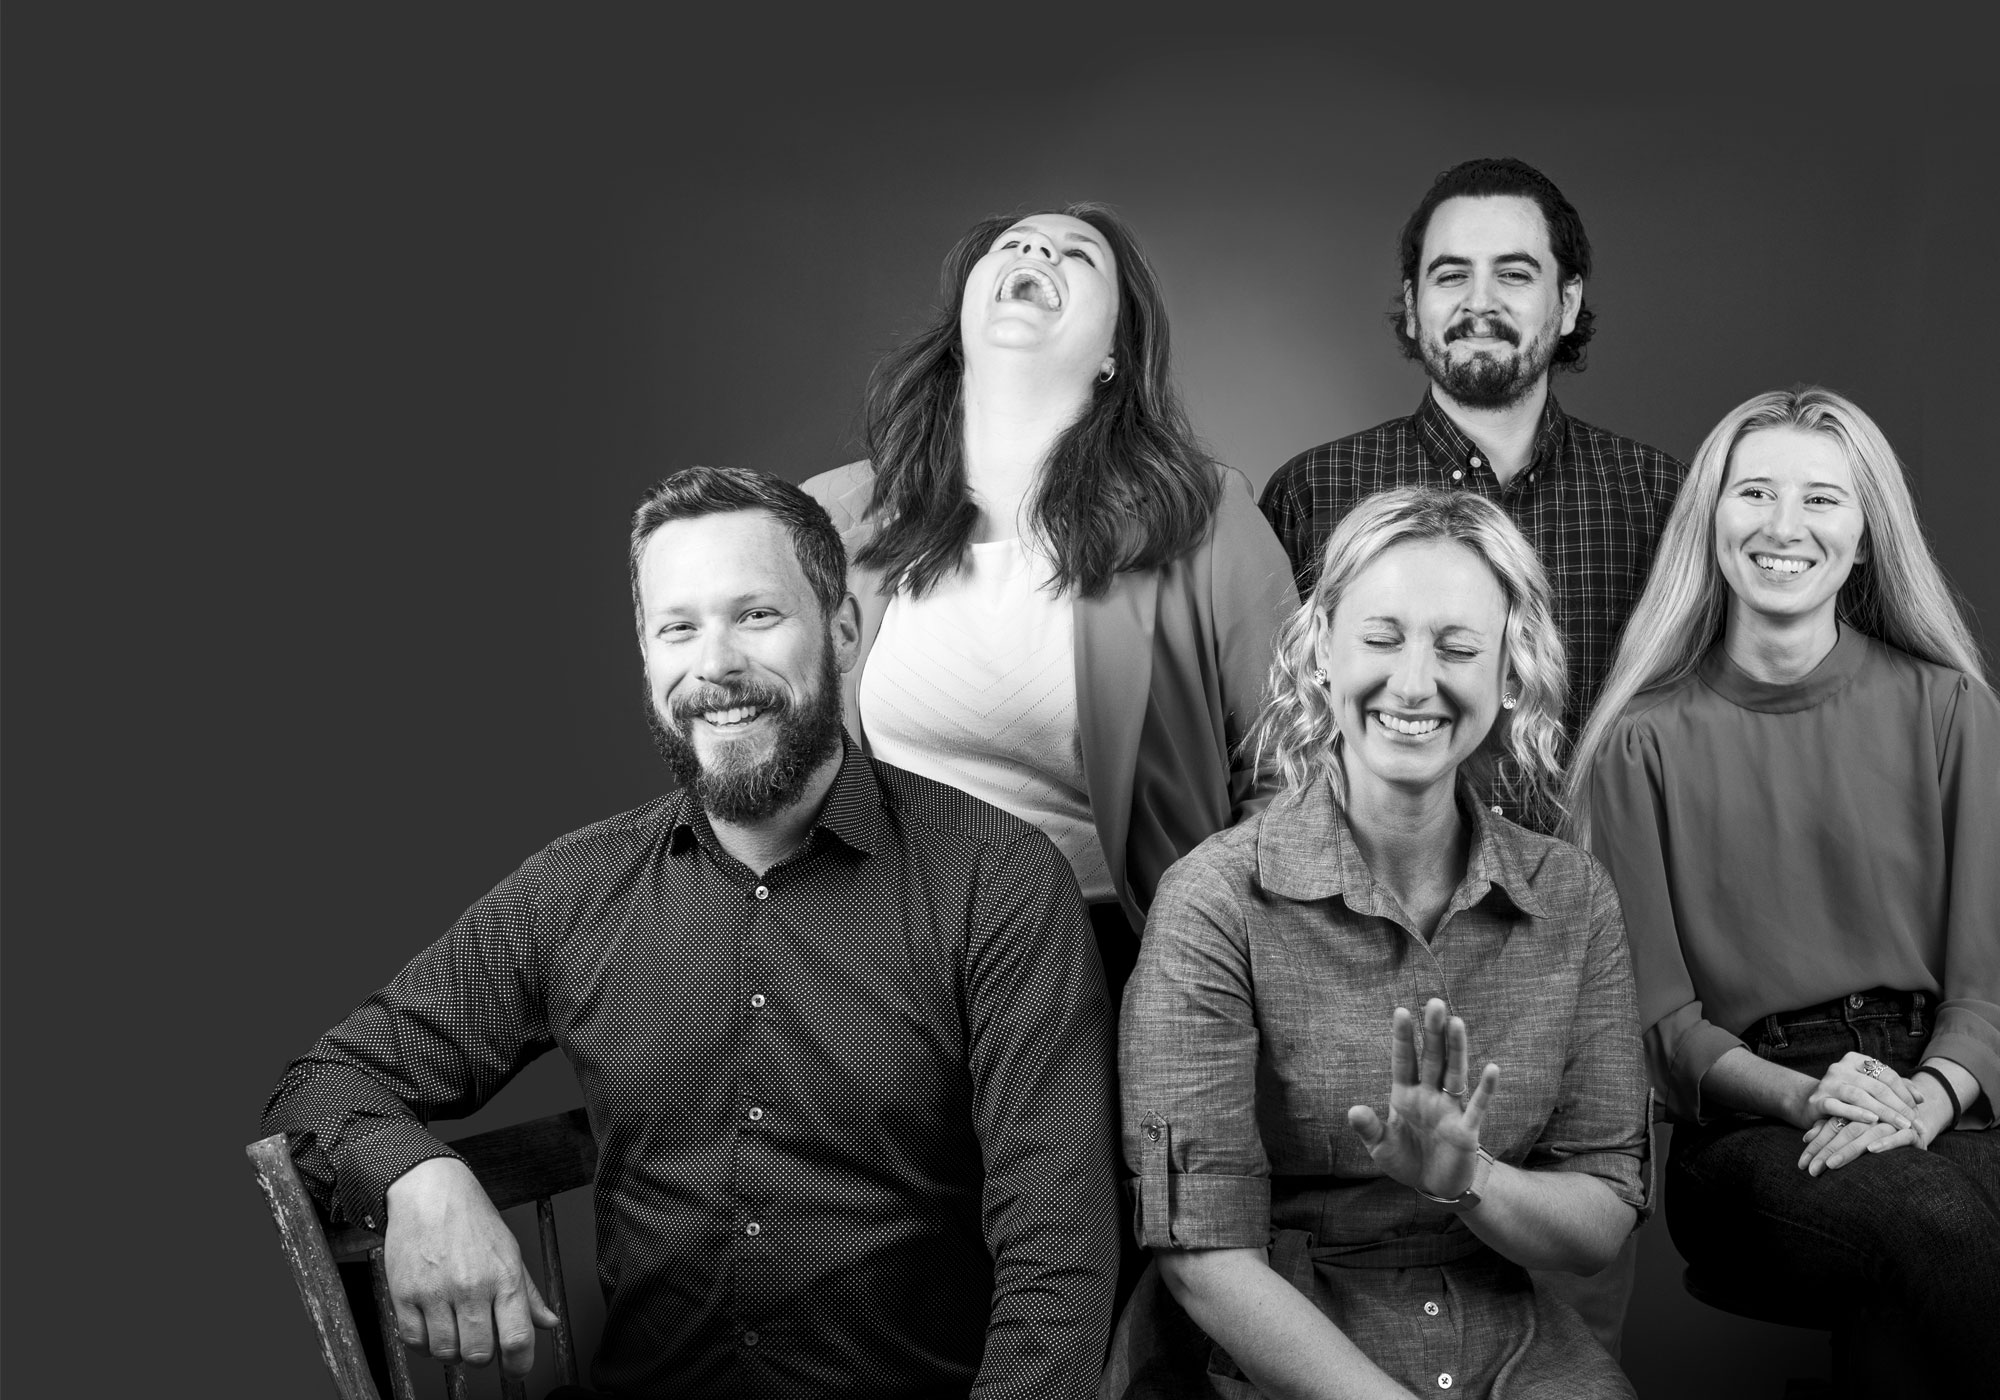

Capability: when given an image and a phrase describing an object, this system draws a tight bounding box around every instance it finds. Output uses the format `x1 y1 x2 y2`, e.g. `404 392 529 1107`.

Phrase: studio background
6 11 1990 1396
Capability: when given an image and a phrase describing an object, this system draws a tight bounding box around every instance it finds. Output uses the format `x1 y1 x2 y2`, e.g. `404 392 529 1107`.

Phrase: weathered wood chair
248 1107 597 1400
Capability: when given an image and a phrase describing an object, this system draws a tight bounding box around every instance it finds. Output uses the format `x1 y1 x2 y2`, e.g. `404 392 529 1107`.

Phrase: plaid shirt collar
1254 772 1545 922
664 732 885 863
1413 388 1572 484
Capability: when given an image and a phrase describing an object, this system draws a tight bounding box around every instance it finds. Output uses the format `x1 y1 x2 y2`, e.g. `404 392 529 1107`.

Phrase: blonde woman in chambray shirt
1120 488 1649 1399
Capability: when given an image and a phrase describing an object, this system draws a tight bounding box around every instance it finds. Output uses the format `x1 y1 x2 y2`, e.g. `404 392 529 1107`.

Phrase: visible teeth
998 266 1062 311
1753 555 1811 575
1374 712 1445 736
702 706 763 727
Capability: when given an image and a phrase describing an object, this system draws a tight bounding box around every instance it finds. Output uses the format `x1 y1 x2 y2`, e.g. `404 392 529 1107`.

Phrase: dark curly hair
855 201 1220 599
1388 157 1596 373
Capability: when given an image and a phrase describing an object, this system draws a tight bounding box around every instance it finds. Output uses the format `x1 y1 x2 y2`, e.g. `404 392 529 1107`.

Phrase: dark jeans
1668 989 2000 1394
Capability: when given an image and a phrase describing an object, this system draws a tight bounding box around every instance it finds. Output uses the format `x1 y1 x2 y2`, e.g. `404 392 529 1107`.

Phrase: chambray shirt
1121 778 1651 1398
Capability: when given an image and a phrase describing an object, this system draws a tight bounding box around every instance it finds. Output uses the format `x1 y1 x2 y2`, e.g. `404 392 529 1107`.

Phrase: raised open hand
1347 998 1499 1201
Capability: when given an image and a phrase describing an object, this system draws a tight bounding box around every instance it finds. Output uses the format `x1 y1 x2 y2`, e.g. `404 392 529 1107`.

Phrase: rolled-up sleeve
1590 717 1744 1122
1525 859 1654 1221
1118 850 1271 1250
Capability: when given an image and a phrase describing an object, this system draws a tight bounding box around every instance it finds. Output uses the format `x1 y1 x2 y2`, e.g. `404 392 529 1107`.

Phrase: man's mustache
1444 317 1520 347
669 681 791 725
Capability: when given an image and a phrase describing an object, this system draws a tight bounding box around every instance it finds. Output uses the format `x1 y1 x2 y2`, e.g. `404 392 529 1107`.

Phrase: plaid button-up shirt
1259 392 1686 765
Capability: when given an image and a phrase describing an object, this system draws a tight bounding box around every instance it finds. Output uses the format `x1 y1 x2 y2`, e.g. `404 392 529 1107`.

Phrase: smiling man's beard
1421 314 1560 411
645 634 846 825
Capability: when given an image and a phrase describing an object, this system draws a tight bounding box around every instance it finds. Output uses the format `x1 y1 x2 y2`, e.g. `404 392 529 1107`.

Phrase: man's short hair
629 467 849 628
1389 156 1597 371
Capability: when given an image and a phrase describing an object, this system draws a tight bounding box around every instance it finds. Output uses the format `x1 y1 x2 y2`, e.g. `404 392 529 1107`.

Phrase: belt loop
1909 990 1925 1037
1762 1013 1789 1051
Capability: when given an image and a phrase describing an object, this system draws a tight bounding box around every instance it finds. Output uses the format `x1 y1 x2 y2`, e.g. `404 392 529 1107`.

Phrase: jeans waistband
1754 986 1930 1050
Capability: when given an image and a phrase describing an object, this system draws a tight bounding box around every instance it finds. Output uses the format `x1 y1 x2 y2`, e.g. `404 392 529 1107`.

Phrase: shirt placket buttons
749 994 765 1009
1424 1301 1439 1316
1438 1375 1453 1390
754 885 769 900
745 1221 761 1237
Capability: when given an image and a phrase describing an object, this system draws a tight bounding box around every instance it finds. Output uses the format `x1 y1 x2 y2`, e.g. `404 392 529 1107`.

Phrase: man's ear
828 594 863 674
1402 280 1417 342
1559 277 1582 338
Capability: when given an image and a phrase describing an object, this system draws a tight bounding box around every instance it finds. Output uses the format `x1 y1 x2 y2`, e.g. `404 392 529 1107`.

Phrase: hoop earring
1097 363 1116 385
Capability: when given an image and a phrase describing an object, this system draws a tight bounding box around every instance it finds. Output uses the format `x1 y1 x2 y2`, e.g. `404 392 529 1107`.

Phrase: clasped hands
382 1156 560 1377
1347 998 1499 1202
1797 1050 1939 1177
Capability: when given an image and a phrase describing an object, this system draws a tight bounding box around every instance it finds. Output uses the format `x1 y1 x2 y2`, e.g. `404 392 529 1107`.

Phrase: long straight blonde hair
1564 385 1989 844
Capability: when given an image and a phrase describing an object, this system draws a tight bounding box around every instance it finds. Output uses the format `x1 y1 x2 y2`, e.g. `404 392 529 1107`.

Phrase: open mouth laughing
997 264 1062 312
1371 710 1447 737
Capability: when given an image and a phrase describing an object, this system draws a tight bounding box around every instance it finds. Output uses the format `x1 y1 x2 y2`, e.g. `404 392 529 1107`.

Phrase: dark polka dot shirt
262 740 1119 1399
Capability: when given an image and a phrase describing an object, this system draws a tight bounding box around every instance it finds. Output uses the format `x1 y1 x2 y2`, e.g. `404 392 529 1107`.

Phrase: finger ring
1859 1058 1884 1080
1444 1087 1468 1101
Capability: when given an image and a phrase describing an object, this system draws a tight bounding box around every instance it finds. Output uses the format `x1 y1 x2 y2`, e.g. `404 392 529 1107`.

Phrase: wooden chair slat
251 1109 597 1399
245 1134 384 1400
368 1246 420 1400
449 1108 596 1212
537 1197 579 1386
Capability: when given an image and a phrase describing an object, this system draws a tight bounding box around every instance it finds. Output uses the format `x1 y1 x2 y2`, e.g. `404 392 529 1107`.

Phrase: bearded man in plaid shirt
1260 156 1686 832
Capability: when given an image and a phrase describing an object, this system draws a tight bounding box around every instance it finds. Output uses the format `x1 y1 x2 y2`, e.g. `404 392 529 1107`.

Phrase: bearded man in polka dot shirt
263 466 1120 1399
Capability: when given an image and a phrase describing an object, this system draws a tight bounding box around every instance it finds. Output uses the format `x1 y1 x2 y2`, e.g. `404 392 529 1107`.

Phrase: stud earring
1501 692 1517 711
1310 668 1329 685
1097 362 1117 385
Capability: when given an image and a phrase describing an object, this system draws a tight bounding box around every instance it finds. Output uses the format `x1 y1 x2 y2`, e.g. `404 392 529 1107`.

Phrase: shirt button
1490 805 1503 816
1469 456 1483 469
1424 1301 1440 1316
745 1221 762 1236
742 1330 759 1347
364 1215 377 1230
1439 1375 1454 1391
747 1106 764 1121
749 993 766 1009
754 885 769 900
1451 470 1464 481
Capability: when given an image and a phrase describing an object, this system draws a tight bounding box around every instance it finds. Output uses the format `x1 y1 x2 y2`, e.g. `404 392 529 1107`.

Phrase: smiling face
1405 195 1580 411
638 510 858 824
1713 427 1866 640
958 212 1120 379
1320 539 1510 811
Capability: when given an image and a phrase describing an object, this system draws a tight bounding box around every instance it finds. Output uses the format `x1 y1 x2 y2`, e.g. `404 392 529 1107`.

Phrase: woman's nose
1392 648 1437 702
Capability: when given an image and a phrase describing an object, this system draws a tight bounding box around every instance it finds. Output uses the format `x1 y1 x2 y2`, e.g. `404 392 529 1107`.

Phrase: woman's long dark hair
856 202 1221 598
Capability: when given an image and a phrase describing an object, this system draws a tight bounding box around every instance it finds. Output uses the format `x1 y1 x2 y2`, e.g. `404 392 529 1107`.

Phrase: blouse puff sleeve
1587 716 1745 1124
1929 676 2000 1128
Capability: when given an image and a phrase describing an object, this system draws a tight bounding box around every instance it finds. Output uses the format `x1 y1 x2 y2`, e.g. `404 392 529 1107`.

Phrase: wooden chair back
247 1107 598 1400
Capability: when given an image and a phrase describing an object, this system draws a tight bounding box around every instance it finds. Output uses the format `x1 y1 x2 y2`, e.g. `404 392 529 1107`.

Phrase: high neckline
1698 624 1868 713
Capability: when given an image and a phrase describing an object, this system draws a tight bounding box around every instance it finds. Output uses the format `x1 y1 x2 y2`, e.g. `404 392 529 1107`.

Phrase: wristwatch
1415 1148 1496 1213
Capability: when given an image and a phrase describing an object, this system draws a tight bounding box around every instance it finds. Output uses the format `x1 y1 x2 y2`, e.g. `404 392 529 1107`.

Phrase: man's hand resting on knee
384 1156 560 1376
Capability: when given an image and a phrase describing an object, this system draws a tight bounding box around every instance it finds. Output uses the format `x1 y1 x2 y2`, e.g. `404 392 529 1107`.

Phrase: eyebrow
1730 475 1853 492
1424 251 1544 276
1360 615 1488 636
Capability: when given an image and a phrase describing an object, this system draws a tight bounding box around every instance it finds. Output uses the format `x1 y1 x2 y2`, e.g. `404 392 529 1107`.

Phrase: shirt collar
664 733 886 862
1254 773 1546 921
1413 389 1570 481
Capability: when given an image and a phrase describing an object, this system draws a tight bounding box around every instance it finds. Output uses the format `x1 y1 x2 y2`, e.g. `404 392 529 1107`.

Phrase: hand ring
1443 1086 1469 1101
1859 1058 1885 1080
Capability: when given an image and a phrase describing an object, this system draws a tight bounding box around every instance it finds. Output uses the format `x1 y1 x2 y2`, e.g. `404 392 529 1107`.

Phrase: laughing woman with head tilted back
804 204 1298 1001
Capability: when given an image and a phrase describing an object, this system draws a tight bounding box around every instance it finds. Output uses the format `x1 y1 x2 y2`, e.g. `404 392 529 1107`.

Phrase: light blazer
802 460 1300 932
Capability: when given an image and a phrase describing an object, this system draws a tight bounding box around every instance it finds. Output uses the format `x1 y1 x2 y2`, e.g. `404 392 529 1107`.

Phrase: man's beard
646 637 845 825
1421 312 1560 411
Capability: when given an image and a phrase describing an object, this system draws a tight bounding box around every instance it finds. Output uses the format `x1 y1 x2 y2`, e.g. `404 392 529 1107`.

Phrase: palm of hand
1348 999 1499 1199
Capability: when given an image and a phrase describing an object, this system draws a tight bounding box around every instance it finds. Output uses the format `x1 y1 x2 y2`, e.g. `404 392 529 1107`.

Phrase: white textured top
859 538 1114 902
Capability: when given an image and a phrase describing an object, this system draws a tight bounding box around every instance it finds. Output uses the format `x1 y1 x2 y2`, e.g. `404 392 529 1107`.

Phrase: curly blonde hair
1245 487 1568 825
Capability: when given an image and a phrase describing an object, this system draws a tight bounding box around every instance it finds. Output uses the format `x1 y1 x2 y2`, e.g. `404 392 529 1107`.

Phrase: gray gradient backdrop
5 10 1991 1397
